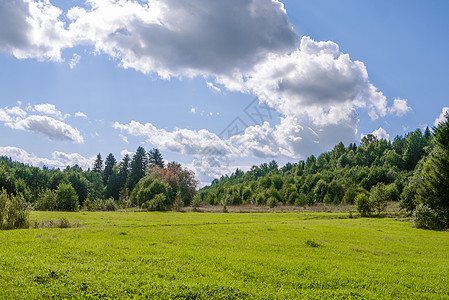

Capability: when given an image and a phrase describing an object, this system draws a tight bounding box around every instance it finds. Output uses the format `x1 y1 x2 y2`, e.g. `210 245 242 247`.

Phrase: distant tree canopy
0 147 196 211
199 127 433 211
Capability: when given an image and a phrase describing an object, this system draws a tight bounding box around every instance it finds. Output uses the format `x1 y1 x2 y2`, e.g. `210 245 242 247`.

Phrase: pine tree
93 153 103 173
148 148 164 168
118 154 130 191
416 113 449 227
424 126 432 140
103 153 117 186
126 147 148 191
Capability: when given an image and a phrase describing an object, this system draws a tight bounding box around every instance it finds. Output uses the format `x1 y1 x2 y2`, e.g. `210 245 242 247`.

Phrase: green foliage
173 191 184 211
130 177 171 207
342 186 358 204
103 153 117 186
267 196 278 208
414 114 449 227
355 193 372 217
370 183 388 216
413 204 443 230
142 193 166 211
55 183 79 212
148 148 164 168
35 189 58 211
242 187 252 203
0 189 29 229
93 153 103 173
127 146 148 191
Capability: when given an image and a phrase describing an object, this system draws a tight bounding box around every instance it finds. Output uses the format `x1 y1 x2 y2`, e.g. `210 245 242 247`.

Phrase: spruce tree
149 148 164 168
103 153 117 186
118 154 130 191
93 153 103 173
416 113 449 227
126 147 148 191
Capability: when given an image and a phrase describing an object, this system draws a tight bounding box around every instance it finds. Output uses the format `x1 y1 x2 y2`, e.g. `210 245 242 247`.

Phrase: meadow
0 211 448 299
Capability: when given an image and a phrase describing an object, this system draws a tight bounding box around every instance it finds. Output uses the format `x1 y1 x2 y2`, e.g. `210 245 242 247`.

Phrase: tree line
1 115 448 230
0 147 197 213
199 114 449 229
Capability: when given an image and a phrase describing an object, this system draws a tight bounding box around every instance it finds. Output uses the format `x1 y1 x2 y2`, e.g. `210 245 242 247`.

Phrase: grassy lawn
0 211 448 299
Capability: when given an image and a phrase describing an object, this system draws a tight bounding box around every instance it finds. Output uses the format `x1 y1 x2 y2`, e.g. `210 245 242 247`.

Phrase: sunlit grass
0 211 448 299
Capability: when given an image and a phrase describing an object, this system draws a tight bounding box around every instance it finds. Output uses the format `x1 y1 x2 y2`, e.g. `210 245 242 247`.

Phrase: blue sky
0 0 448 186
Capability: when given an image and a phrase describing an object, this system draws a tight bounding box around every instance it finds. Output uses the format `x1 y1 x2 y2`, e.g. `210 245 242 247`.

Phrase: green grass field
1 211 448 299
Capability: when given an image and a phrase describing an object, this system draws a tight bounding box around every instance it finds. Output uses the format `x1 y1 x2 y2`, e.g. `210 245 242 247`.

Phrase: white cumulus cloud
366 127 390 141
0 146 93 169
74 111 88 118
389 98 411 117
434 107 449 127
5 115 84 143
33 103 63 119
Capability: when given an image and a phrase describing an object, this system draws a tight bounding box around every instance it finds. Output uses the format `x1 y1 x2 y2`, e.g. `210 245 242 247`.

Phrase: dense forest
1 115 448 229
0 147 197 212
199 114 449 229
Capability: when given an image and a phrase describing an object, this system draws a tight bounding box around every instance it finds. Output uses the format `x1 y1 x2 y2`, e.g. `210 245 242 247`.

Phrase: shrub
146 193 166 211
83 198 94 211
255 193 265 205
342 187 358 204
355 193 372 217
35 189 57 211
0 189 30 229
191 193 202 210
242 188 252 203
294 193 307 206
267 196 278 208
370 183 388 216
56 183 79 211
413 204 443 230
173 191 184 211
104 198 118 211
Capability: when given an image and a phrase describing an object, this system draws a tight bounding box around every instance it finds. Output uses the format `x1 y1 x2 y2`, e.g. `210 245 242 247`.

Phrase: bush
56 183 79 211
104 198 118 211
342 187 358 204
413 204 443 230
83 198 117 211
355 193 372 217
370 183 388 216
267 196 278 208
173 191 184 211
145 193 166 211
242 188 252 203
0 189 30 229
35 189 57 211
294 193 307 206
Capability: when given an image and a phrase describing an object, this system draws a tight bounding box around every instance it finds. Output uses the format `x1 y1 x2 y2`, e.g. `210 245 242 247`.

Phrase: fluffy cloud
0 0 72 61
218 36 387 126
1 103 83 143
74 111 88 118
33 103 63 119
69 53 81 69
389 98 411 117
367 127 390 141
113 120 237 157
66 0 297 78
434 107 449 127
0 146 93 169
0 108 13 122
5 115 84 143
